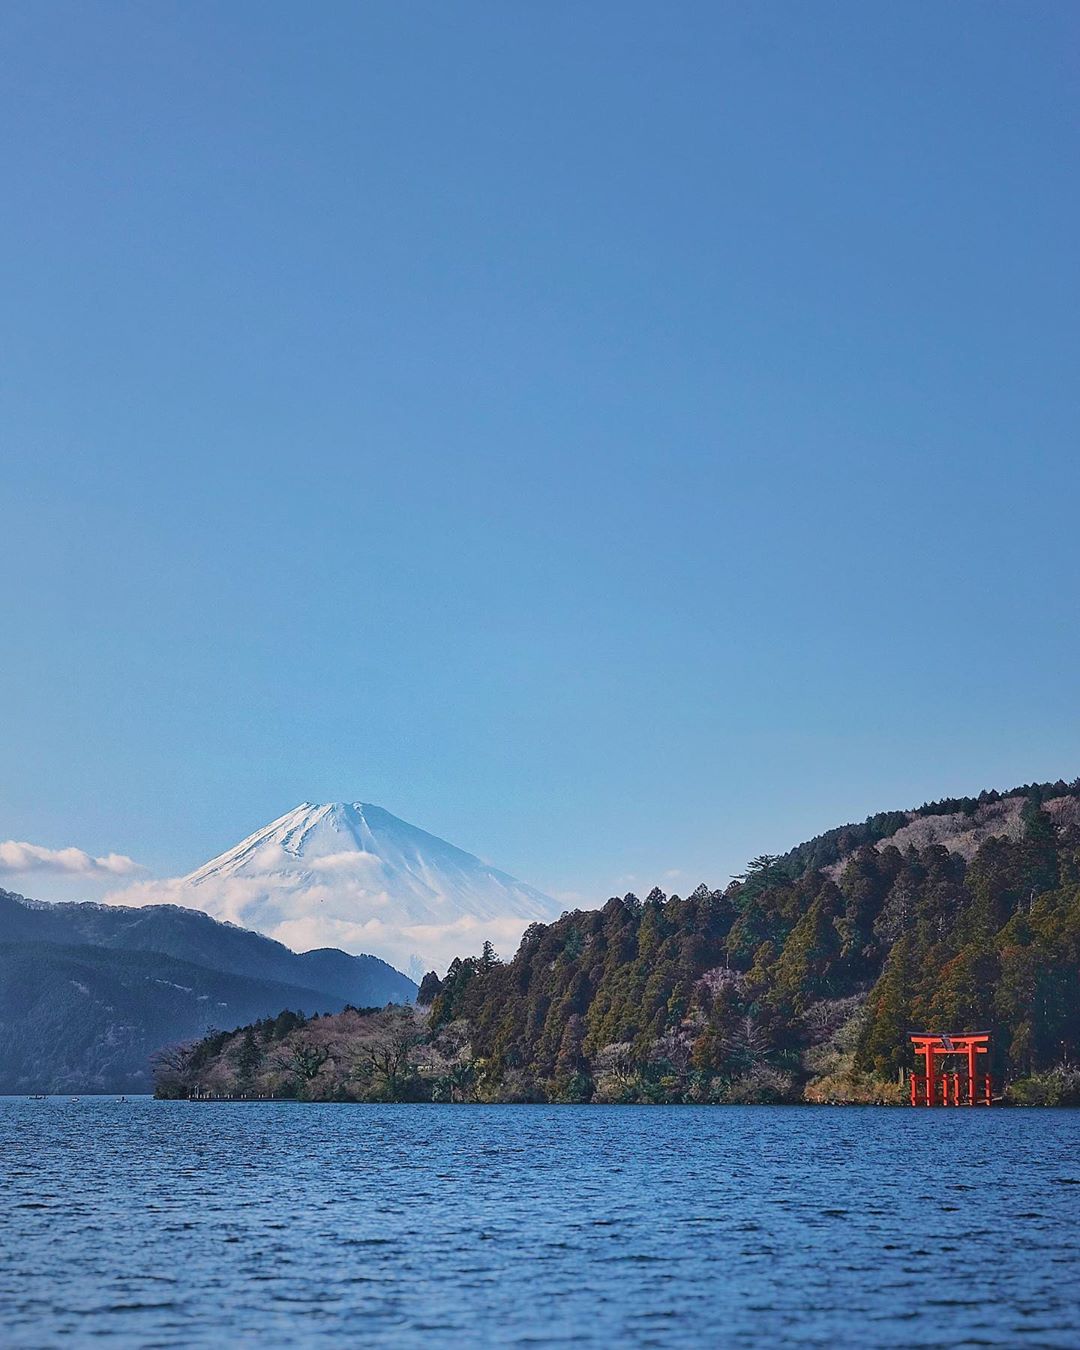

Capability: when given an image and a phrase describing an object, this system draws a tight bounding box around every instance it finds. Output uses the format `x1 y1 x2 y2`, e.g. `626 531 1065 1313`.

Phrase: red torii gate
909 1032 992 1106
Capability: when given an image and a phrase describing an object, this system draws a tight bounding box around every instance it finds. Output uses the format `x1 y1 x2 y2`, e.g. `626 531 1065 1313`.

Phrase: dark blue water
1 1099 1078 1347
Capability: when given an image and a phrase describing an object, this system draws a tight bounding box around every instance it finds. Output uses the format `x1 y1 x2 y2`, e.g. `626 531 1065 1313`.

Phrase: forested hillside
0 942 352 1094
0 889 415 1092
0 891 414 1006
158 780 1080 1105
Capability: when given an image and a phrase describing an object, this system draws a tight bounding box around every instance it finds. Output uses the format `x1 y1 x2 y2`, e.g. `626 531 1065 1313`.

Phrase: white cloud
0 839 144 879
104 872 547 976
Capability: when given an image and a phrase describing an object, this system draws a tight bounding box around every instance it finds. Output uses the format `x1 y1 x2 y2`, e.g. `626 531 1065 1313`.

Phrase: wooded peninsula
155 780 1080 1107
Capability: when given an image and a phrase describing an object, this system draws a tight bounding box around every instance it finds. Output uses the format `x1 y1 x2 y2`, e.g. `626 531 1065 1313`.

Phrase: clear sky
2 2 1078 907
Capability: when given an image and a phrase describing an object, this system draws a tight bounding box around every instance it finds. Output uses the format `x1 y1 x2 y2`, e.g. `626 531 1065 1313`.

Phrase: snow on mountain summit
186 801 557 925
111 802 561 977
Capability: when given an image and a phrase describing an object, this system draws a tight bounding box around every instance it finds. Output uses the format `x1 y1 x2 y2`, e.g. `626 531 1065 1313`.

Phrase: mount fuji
109 802 561 977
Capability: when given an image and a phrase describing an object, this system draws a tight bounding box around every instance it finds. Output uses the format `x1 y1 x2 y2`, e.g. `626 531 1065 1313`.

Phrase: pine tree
858 934 917 1076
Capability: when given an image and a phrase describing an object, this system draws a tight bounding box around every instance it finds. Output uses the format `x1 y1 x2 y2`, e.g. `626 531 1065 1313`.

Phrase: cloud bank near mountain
106 802 562 978
0 839 144 878
107 872 539 978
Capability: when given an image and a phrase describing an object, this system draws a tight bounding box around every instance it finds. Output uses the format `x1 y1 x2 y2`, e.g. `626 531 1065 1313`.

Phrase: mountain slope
0 941 355 1094
0 887 416 1092
763 778 1080 885
0 889 415 1006
113 801 561 974
418 779 1080 1103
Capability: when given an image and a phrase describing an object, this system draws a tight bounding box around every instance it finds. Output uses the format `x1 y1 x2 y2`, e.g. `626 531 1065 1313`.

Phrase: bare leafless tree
353 1014 425 1100
272 1038 331 1086
593 1042 638 1092
722 1014 773 1068
151 1043 195 1096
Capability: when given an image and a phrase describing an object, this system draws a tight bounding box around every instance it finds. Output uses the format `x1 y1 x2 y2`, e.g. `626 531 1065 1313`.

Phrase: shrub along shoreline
154 1004 1079 1106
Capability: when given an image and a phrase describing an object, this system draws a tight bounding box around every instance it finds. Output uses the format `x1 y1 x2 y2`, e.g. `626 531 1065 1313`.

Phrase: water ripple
0 1099 1078 1346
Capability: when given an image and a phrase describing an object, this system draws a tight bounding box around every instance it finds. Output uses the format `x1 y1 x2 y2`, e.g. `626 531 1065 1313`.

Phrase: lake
1 1098 1078 1347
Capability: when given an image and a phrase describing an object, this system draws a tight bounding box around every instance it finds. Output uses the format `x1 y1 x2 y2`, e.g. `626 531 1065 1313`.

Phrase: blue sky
2 2 1078 906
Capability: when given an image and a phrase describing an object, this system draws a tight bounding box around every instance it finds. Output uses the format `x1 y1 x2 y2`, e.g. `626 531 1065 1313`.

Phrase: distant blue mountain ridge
0 889 416 1093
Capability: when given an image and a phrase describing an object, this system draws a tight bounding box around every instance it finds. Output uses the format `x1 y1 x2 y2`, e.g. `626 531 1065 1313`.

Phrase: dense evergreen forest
157 780 1080 1105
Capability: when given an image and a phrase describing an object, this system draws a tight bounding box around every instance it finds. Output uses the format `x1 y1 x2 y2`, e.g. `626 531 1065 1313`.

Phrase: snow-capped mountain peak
157 801 560 974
